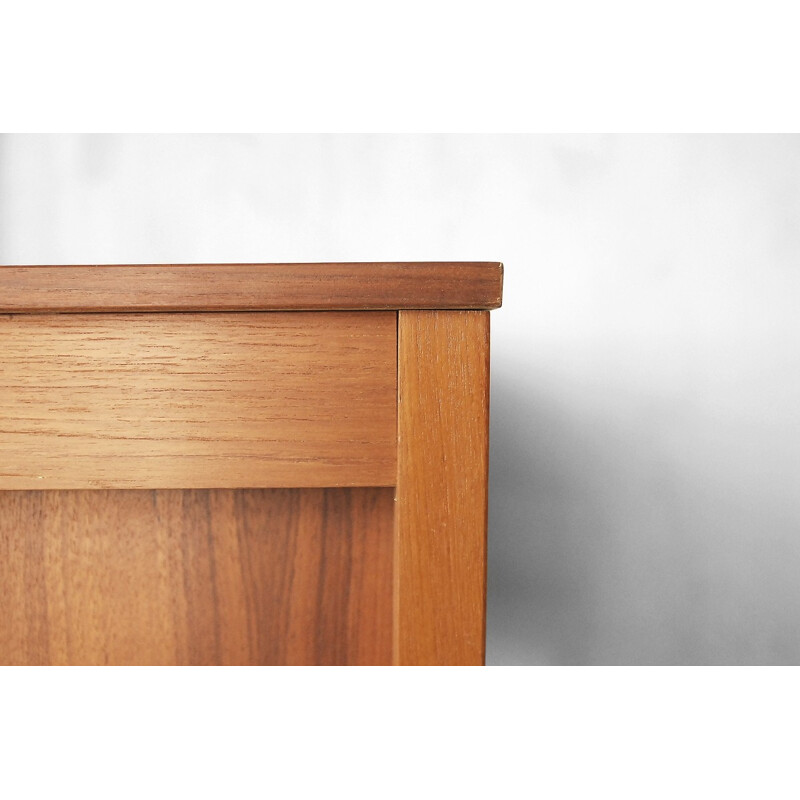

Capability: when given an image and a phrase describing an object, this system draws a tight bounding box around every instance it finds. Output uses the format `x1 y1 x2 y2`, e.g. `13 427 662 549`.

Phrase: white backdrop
2 134 798 664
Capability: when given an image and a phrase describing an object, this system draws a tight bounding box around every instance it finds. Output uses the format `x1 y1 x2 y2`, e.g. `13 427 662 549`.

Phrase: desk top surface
0 262 503 312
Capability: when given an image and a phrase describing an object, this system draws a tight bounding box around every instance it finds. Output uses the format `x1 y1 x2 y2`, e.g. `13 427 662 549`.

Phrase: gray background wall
2 134 797 664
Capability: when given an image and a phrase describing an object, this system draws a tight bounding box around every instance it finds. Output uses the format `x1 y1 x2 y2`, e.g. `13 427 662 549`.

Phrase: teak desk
0 262 503 666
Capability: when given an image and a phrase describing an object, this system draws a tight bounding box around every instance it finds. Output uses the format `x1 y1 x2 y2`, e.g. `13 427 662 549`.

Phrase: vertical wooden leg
394 310 490 665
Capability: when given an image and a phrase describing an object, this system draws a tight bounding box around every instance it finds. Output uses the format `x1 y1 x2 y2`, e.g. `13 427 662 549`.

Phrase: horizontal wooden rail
0 312 397 489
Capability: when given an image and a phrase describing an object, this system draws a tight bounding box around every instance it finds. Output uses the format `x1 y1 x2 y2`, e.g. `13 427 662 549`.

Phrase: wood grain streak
0 488 394 665
394 311 489 665
0 312 396 489
0 263 503 312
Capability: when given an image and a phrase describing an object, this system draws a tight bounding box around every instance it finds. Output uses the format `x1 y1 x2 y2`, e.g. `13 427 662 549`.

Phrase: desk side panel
0 487 393 666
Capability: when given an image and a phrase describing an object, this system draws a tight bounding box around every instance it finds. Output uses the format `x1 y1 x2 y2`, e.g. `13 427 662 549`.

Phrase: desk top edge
0 262 503 312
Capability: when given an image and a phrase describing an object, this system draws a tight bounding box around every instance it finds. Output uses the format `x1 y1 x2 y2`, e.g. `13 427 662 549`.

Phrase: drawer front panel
0 312 396 489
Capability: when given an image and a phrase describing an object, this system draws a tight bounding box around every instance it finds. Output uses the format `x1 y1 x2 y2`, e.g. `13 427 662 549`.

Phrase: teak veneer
0 262 502 666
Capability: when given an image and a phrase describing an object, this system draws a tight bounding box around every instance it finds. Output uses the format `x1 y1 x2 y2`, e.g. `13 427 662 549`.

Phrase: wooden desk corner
0 262 503 666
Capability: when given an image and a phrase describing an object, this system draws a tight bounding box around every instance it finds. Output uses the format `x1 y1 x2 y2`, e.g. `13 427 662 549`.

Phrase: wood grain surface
393 310 490 665
0 488 394 665
0 263 503 312
0 312 396 489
